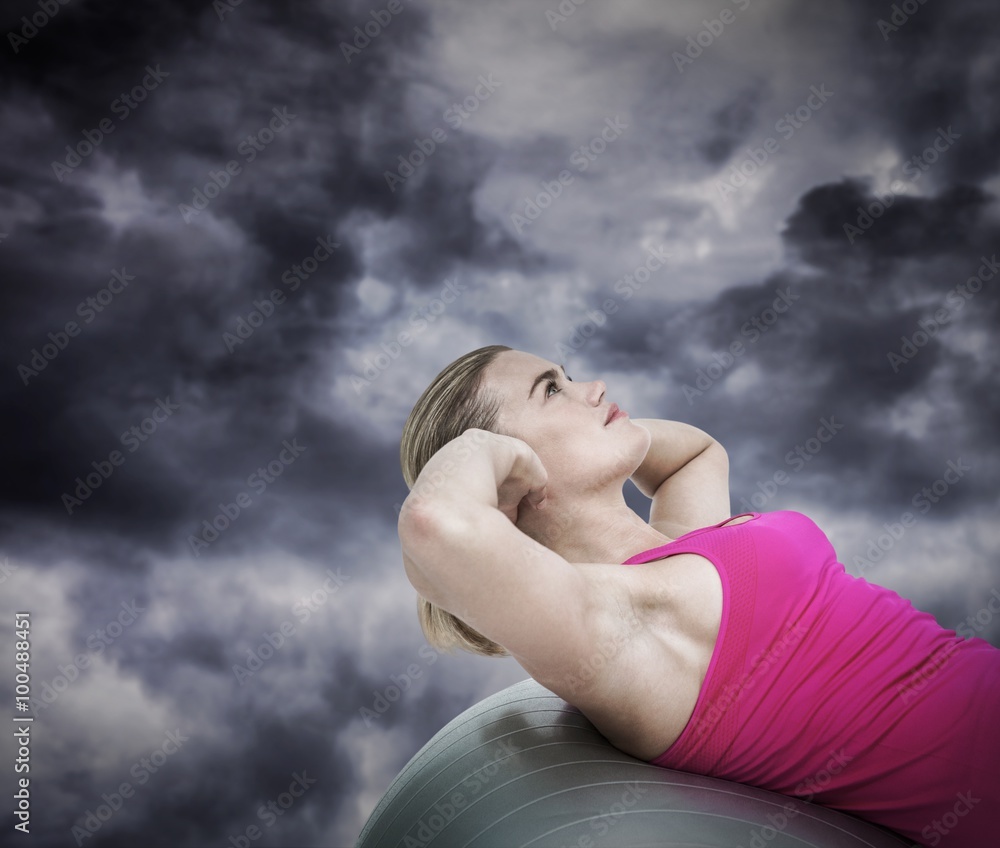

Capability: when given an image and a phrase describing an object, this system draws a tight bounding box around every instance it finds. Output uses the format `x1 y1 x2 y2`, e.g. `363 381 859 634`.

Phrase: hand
462 429 549 525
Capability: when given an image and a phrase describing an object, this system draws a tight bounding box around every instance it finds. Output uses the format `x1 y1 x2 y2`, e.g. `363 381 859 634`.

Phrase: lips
605 403 622 425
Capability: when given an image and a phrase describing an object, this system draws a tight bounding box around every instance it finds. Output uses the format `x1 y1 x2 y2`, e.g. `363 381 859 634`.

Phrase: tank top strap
622 513 761 565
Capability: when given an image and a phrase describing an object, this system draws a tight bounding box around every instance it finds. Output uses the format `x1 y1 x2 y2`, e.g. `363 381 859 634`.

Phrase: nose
588 379 606 405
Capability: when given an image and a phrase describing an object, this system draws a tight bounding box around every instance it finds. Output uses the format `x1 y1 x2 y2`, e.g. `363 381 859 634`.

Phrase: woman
397 344 999 847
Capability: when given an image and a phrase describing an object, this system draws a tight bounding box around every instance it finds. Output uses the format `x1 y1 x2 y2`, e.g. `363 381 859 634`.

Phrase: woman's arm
629 419 731 535
398 430 635 687
399 428 547 529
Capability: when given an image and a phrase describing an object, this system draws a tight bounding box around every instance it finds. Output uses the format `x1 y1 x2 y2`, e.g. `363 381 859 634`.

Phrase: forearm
628 419 724 498
400 430 509 523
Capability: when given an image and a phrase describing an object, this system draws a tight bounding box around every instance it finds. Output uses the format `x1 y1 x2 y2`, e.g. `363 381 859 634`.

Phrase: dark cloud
782 178 997 263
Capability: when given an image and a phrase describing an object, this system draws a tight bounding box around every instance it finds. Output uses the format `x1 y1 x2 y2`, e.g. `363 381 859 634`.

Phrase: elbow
398 495 437 544
398 501 439 591
708 438 729 464
398 499 469 601
398 497 464 550
396 509 435 600
706 440 730 484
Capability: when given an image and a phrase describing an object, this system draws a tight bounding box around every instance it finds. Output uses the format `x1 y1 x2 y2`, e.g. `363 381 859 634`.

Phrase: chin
623 417 651 447
603 424 649 475
624 425 652 469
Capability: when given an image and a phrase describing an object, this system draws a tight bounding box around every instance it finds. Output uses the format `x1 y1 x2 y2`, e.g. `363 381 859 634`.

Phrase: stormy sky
0 0 998 845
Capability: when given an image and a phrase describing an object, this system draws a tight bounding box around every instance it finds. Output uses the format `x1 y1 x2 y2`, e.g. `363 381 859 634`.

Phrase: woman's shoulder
547 553 725 760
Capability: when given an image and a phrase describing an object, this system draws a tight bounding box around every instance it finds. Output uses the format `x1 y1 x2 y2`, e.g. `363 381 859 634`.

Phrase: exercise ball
356 678 911 847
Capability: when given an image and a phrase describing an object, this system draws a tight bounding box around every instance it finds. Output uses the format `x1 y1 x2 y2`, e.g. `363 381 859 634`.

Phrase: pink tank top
622 510 1000 847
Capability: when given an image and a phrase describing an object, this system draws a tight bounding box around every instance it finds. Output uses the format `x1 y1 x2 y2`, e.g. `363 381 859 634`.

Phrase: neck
517 486 674 564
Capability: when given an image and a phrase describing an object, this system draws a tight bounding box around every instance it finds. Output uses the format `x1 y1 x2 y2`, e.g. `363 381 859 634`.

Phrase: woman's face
481 350 651 492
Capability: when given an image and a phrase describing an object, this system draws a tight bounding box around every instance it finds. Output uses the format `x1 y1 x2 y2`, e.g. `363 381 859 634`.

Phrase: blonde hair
399 344 513 657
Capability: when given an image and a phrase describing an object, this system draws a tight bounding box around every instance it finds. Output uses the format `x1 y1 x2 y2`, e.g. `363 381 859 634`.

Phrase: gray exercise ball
356 678 911 847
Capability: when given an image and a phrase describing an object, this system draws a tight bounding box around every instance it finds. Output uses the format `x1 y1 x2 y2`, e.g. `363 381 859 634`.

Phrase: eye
545 375 572 398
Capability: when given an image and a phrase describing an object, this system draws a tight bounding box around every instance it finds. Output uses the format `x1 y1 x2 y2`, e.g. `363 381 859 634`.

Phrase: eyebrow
528 363 567 399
